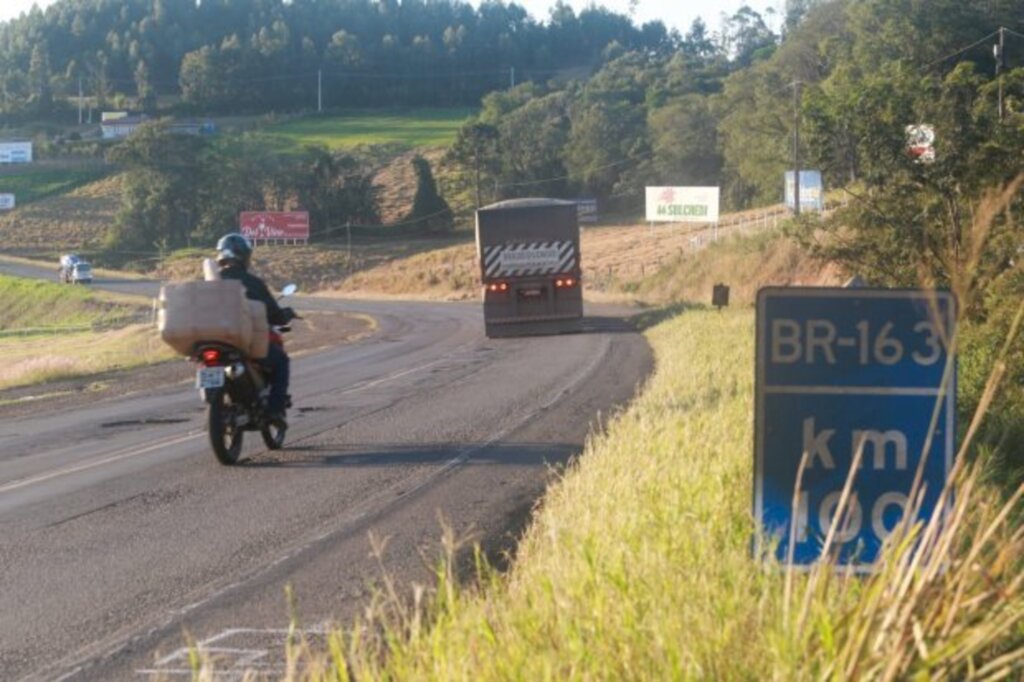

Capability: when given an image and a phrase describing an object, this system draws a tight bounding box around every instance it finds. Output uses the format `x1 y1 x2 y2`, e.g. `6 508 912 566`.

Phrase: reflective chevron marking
483 241 576 278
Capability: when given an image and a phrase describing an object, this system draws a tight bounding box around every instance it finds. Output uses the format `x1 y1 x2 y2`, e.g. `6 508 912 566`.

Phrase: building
100 115 148 140
0 140 33 163
100 116 216 140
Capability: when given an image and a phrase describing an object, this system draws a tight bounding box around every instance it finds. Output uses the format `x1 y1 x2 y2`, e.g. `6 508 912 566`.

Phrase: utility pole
792 80 803 216
317 68 323 113
77 76 83 125
474 132 481 208
510 66 515 89
995 27 1006 122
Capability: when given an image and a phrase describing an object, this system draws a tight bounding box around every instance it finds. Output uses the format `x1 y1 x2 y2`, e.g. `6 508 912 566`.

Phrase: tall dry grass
0 325 175 390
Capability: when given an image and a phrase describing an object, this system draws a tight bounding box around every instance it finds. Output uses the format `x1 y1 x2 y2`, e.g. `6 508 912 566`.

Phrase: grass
0 274 142 331
0 167 108 205
195 306 1021 680
0 274 169 389
264 109 476 150
0 324 176 390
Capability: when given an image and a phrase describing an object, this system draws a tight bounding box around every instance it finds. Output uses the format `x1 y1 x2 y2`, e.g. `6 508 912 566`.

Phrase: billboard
645 186 720 223
0 194 14 210
576 198 598 224
784 170 824 212
0 141 32 164
239 211 310 241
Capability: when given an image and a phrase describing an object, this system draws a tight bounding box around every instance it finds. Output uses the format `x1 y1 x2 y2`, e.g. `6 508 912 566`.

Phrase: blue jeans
260 342 290 413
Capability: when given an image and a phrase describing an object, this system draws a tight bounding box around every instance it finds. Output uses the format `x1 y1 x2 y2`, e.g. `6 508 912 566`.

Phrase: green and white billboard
645 186 720 223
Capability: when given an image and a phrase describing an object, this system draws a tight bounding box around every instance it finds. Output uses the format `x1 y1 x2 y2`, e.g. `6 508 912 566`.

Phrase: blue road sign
755 288 956 569
784 170 824 212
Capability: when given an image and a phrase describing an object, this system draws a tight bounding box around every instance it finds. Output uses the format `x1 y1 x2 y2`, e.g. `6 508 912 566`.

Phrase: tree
106 121 206 253
801 62 1024 311
494 92 571 199
649 94 722 186
446 121 500 207
405 156 453 232
135 60 156 111
723 6 778 67
28 42 53 113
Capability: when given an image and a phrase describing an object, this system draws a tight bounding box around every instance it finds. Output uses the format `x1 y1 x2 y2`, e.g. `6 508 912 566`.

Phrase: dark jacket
220 264 291 326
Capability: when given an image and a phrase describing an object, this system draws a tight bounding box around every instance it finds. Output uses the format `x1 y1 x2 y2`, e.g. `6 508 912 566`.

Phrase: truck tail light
487 282 509 293
555 277 577 288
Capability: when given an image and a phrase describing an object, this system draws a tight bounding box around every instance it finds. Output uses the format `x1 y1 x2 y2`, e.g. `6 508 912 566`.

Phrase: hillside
316 208 841 304
0 174 123 255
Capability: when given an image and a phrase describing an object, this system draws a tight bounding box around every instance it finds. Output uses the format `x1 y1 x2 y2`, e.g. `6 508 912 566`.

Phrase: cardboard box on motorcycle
158 279 269 359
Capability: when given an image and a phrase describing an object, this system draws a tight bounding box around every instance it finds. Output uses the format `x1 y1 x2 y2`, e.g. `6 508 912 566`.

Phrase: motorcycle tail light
201 349 221 365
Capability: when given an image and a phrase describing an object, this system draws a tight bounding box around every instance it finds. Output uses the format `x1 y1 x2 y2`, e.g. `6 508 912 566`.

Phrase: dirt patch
0 311 374 419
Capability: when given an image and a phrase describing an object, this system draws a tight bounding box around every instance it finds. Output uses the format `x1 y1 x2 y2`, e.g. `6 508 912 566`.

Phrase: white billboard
646 186 720 223
0 194 14 210
0 141 32 164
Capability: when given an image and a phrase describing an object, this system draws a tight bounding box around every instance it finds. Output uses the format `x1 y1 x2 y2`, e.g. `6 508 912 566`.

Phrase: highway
0 257 652 680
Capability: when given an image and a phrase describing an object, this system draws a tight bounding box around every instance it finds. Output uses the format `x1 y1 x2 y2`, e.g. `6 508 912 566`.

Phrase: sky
0 0 780 35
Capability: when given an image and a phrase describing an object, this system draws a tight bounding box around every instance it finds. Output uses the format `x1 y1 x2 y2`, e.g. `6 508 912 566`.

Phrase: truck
58 254 93 284
475 198 583 338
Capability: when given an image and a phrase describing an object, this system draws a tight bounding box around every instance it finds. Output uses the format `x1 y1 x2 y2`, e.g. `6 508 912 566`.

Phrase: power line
494 154 644 191
923 30 1000 70
1004 27 1024 41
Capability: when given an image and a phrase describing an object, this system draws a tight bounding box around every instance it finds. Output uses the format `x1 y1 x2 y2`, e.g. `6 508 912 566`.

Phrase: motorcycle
192 283 299 465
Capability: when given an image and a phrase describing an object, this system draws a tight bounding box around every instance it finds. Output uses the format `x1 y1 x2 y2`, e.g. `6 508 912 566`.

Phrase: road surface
0 257 652 680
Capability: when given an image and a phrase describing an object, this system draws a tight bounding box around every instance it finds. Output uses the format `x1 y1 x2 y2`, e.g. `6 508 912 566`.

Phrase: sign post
755 288 956 569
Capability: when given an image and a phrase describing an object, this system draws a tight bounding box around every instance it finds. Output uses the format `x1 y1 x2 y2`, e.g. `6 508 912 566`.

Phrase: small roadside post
712 283 729 310
754 287 956 570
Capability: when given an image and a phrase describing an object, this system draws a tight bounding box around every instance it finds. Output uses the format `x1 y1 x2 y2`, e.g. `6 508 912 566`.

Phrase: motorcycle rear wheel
208 389 244 465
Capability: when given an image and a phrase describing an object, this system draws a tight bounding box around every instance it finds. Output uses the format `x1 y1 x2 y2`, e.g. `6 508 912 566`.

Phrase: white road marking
0 351 466 497
0 431 202 494
137 627 329 678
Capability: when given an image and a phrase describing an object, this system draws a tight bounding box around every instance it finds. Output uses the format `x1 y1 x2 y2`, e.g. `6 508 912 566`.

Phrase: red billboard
239 211 310 240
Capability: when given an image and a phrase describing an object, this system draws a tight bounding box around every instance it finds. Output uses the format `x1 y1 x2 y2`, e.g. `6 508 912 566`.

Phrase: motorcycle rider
215 233 295 422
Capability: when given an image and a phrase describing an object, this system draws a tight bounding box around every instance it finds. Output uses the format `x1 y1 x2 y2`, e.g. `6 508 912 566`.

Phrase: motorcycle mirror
281 283 298 297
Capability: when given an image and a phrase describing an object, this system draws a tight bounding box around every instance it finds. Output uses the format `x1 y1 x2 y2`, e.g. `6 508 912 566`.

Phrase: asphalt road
0 257 653 680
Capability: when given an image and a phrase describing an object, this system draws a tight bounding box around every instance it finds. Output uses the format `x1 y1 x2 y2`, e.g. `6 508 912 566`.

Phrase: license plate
519 288 543 297
196 366 225 389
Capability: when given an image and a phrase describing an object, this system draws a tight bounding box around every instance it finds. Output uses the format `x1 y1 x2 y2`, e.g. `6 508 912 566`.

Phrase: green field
265 108 476 150
0 167 109 206
0 274 142 333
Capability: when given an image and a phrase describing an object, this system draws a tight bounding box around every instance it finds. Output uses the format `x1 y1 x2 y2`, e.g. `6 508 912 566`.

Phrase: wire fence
392 202 825 292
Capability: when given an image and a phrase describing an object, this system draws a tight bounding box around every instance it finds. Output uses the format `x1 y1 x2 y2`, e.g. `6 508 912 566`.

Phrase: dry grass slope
0 174 123 254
